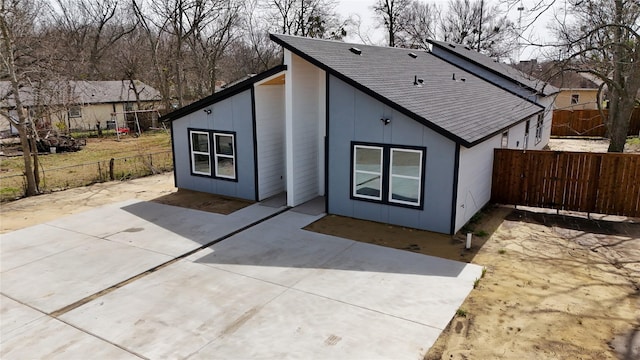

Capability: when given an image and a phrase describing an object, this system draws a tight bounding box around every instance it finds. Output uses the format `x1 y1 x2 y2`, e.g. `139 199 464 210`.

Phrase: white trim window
68 106 82 118
214 133 236 179
190 130 211 175
535 114 544 144
501 131 509 148
389 148 423 206
353 145 383 200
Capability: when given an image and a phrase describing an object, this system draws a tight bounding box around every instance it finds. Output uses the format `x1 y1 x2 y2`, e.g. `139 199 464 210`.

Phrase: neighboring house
514 60 602 110
0 80 161 133
162 34 553 235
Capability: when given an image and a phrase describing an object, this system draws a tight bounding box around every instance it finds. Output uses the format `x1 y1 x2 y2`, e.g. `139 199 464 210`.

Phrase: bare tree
51 0 137 79
554 0 640 152
185 0 242 98
441 0 517 59
266 0 346 39
397 0 439 49
373 0 412 47
0 0 43 196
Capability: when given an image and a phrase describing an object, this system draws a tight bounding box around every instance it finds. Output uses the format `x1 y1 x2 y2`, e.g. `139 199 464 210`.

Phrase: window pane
355 147 382 173
391 150 421 177
192 133 209 152
217 157 235 178
355 172 381 198
193 153 210 173
390 177 420 204
216 135 234 155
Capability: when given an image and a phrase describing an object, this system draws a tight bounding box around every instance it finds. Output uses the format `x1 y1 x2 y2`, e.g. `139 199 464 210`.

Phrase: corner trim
251 86 260 201
450 143 461 235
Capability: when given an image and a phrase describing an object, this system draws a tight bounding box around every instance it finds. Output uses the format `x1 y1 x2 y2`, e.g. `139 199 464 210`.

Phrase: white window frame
570 94 580 104
535 114 544 145
388 148 423 206
501 131 509 148
190 130 211 176
352 145 383 201
213 132 236 180
68 106 82 118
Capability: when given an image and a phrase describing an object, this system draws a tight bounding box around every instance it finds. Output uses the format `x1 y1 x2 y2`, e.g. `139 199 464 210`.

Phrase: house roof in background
513 61 601 90
0 80 161 108
427 39 559 97
271 34 543 147
161 65 287 121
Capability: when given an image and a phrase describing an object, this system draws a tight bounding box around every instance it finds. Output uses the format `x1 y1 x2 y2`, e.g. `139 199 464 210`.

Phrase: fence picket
492 149 640 218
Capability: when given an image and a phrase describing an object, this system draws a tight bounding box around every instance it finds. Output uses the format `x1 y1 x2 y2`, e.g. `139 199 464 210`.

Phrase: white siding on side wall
284 51 325 206
454 135 501 233
255 83 285 200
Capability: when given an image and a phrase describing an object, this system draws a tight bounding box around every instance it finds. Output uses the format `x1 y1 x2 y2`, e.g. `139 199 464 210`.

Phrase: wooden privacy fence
491 149 640 218
551 109 640 137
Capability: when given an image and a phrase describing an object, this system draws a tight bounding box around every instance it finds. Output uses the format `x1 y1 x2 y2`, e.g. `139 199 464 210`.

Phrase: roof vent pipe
408 52 417 58
349 47 362 55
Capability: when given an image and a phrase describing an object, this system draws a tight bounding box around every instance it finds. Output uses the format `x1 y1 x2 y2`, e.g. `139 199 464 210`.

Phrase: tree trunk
0 12 38 196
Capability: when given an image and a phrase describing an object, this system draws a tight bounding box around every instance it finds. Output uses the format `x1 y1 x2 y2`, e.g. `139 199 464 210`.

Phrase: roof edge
467 109 545 147
427 40 555 97
270 34 470 146
160 64 287 121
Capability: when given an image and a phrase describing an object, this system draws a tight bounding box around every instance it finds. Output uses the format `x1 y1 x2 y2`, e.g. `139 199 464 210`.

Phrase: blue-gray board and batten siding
171 89 257 200
327 75 457 234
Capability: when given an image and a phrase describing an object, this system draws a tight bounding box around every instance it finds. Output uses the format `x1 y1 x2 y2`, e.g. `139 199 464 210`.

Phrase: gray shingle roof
427 39 559 96
271 34 543 146
0 80 161 108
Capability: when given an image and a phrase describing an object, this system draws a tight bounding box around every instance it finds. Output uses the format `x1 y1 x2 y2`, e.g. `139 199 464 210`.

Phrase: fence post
109 158 115 180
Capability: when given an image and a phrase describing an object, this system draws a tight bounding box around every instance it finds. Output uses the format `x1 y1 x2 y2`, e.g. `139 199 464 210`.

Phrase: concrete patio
1 199 482 359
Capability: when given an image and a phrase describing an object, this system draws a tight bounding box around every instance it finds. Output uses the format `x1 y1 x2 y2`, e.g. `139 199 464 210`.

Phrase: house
0 80 161 133
514 60 601 110
162 34 553 235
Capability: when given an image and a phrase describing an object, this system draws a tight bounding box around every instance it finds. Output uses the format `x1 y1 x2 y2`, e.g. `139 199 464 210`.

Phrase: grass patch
627 137 640 146
474 230 489 237
1 132 172 201
498 249 507 254
456 309 468 317
473 278 480 289
1 132 171 178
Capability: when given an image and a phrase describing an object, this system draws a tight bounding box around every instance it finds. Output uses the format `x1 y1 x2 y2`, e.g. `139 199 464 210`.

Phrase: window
188 129 237 180
524 120 531 148
571 94 579 104
214 132 236 179
352 142 425 208
535 114 544 144
190 130 211 176
68 106 81 118
389 149 423 205
124 102 134 111
501 131 509 148
353 145 383 200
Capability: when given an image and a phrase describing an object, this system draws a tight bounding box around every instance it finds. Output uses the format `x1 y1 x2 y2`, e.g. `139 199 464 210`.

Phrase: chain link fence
0 151 173 202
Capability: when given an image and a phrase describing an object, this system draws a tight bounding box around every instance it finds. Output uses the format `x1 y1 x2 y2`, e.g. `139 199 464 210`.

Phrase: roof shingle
272 34 544 146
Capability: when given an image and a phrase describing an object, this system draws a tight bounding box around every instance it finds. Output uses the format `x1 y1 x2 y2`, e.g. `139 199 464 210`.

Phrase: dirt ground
1 172 638 359
547 137 640 153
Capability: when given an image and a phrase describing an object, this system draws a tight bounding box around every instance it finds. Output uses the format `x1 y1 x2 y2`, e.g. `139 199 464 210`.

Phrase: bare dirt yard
1 169 638 359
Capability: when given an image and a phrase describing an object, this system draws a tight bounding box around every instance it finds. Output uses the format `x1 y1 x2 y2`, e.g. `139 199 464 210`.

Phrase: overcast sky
333 0 562 61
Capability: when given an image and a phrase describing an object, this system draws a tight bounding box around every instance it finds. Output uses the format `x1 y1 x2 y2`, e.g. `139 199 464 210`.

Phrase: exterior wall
255 83 286 200
535 96 554 150
554 89 599 110
284 51 325 206
454 111 543 232
454 135 500 232
430 47 538 102
25 101 157 131
327 75 457 234
171 89 256 200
